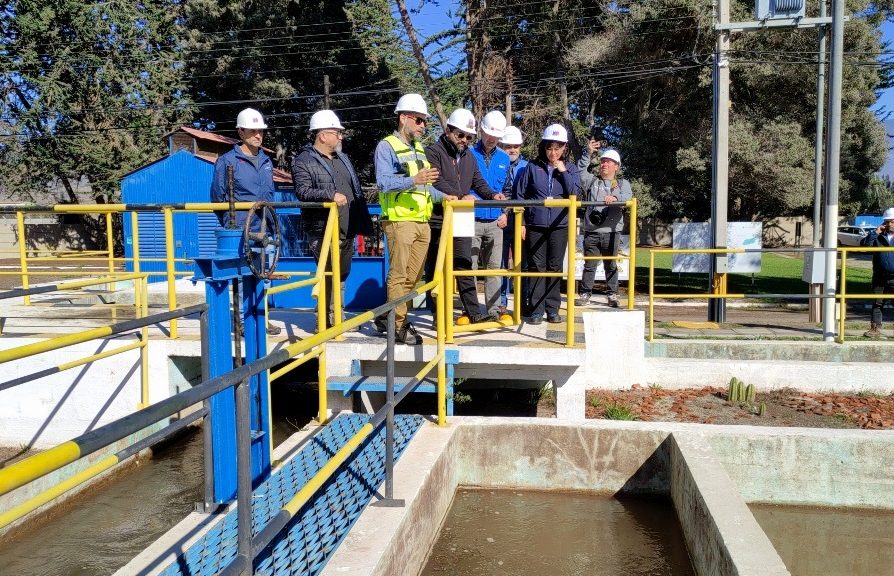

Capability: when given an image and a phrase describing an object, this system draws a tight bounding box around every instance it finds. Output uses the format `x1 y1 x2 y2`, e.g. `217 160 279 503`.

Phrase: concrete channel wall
325 418 894 576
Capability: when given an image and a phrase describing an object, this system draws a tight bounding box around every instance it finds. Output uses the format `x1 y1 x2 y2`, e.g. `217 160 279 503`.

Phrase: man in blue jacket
469 110 511 319
209 107 280 335
293 110 373 328
860 207 894 338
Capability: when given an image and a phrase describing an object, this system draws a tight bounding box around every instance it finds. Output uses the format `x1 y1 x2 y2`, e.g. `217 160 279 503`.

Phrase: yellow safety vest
379 135 434 222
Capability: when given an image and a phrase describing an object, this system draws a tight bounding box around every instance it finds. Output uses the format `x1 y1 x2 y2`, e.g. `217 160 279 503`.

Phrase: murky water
750 503 894 576
0 430 204 576
421 488 695 576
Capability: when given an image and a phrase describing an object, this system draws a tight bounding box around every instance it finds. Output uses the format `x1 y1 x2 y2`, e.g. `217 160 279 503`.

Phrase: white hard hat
236 107 268 129
500 126 523 145
309 110 344 131
481 110 507 138
541 123 568 143
883 207 894 221
599 149 621 165
394 93 429 116
446 108 476 134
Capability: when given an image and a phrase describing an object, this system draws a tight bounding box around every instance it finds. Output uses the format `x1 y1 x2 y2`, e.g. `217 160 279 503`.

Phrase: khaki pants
381 220 431 328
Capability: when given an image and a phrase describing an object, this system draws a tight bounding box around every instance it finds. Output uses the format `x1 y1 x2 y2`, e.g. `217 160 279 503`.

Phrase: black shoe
373 315 388 333
528 314 543 325
546 313 563 324
470 312 498 324
397 322 421 345
266 323 281 336
607 294 620 308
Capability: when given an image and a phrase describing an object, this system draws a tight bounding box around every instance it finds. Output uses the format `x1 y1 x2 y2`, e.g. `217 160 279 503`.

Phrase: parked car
837 225 875 247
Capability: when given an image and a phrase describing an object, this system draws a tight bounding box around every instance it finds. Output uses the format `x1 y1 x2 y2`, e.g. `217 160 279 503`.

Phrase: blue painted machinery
192 201 281 504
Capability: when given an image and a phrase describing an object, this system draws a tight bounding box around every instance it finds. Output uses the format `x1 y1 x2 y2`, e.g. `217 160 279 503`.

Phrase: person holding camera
512 124 581 324
860 207 894 338
575 145 632 308
373 93 451 344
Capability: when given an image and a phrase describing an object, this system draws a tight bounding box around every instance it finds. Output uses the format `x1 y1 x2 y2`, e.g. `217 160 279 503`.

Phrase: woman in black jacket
512 124 581 324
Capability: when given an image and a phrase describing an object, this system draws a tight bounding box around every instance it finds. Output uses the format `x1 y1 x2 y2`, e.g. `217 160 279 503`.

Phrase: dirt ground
585 385 894 429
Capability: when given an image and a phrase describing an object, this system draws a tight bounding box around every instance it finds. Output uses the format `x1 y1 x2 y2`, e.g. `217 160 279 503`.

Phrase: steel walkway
159 414 424 576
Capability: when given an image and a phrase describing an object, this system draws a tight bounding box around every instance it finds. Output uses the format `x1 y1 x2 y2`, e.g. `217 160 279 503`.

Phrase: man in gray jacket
292 110 373 327
575 144 632 308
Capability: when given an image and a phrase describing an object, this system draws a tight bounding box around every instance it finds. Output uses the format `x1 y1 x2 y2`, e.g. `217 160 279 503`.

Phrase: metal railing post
105 212 115 294
234 373 253 575
513 209 523 325
199 308 216 511
648 250 655 341
838 248 847 343
16 211 30 305
330 204 344 341
566 196 577 347
445 203 455 343
385 308 396 500
627 198 638 310
163 207 178 338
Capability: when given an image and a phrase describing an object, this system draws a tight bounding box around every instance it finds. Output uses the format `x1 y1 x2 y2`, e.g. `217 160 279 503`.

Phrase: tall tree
0 0 192 206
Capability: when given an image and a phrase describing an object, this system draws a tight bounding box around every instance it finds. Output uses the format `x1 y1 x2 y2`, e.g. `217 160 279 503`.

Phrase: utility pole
822 0 844 341
709 0 730 323
809 0 828 323
323 75 331 109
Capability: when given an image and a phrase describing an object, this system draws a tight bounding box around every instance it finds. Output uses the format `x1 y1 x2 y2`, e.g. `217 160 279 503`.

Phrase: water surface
421 488 695 576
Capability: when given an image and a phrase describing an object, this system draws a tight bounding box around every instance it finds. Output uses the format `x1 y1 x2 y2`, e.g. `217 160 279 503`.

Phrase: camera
588 207 606 226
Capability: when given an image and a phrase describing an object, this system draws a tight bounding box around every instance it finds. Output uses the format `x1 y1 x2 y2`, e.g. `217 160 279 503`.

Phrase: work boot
607 293 620 308
574 293 592 307
397 322 421 345
373 315 388 334
470 311 498 324
863 323 885 339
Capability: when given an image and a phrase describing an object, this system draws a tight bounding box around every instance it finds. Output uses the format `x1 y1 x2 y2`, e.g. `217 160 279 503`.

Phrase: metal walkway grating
160 414 425 576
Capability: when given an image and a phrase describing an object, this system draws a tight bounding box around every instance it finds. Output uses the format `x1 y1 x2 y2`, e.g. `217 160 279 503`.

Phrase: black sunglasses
404 114 426 126
452 130 474 141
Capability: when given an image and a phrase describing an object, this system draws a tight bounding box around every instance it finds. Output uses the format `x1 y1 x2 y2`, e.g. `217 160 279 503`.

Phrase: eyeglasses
404 114 427 126
452 130 474 141
501 144 521 149
321 130 344 138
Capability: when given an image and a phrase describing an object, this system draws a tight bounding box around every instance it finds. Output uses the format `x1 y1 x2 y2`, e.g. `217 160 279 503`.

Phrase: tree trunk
394 0 448 130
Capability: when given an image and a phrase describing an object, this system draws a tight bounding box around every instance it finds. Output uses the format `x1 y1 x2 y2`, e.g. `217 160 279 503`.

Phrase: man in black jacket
293 110 373 328
425 108 506 324
861 207 894 338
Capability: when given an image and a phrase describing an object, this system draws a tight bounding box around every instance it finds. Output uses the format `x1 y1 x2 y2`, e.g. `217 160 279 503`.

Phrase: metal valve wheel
243 201 281 280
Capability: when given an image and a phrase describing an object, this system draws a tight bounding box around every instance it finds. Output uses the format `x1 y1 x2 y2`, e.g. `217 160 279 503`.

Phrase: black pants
424 226 479 317
525 225 567 318
580 231 619 295
870 275 894 326
309 234 353 316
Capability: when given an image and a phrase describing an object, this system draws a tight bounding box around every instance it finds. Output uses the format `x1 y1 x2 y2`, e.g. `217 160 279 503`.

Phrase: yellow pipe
445 204 455 343
17 211 30 306
282 422 374 517
163 208 177 339
269 348 324 382
413 352 444 383
566 195 578 347
452 318 514 333
130 212 141 275
329 204 344 342
267 276 319 294
56 340 144 373
627 198 638 310
436 268 447 427
650 293 747 299
648 251 655 342
513 209 522 325
838 249 848 344
0 454 118 530
0 441 81 496
0 325 116 364
651 247 746 255
140 276 150 407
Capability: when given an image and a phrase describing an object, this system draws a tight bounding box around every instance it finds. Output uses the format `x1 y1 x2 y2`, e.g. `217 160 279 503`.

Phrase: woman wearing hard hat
511 124 582 325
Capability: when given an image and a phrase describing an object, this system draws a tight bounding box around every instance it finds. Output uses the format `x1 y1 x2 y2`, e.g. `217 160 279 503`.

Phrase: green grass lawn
631 249 873 301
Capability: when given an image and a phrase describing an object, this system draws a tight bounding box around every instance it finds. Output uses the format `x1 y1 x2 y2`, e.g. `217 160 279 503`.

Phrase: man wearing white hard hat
511 123 581 324
210 107 281 334
293 110 373 329
498 125 529 315
469 110 512 319
575 147 632 308
860 207 894 338
372 94 446 344
424 108 505 325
